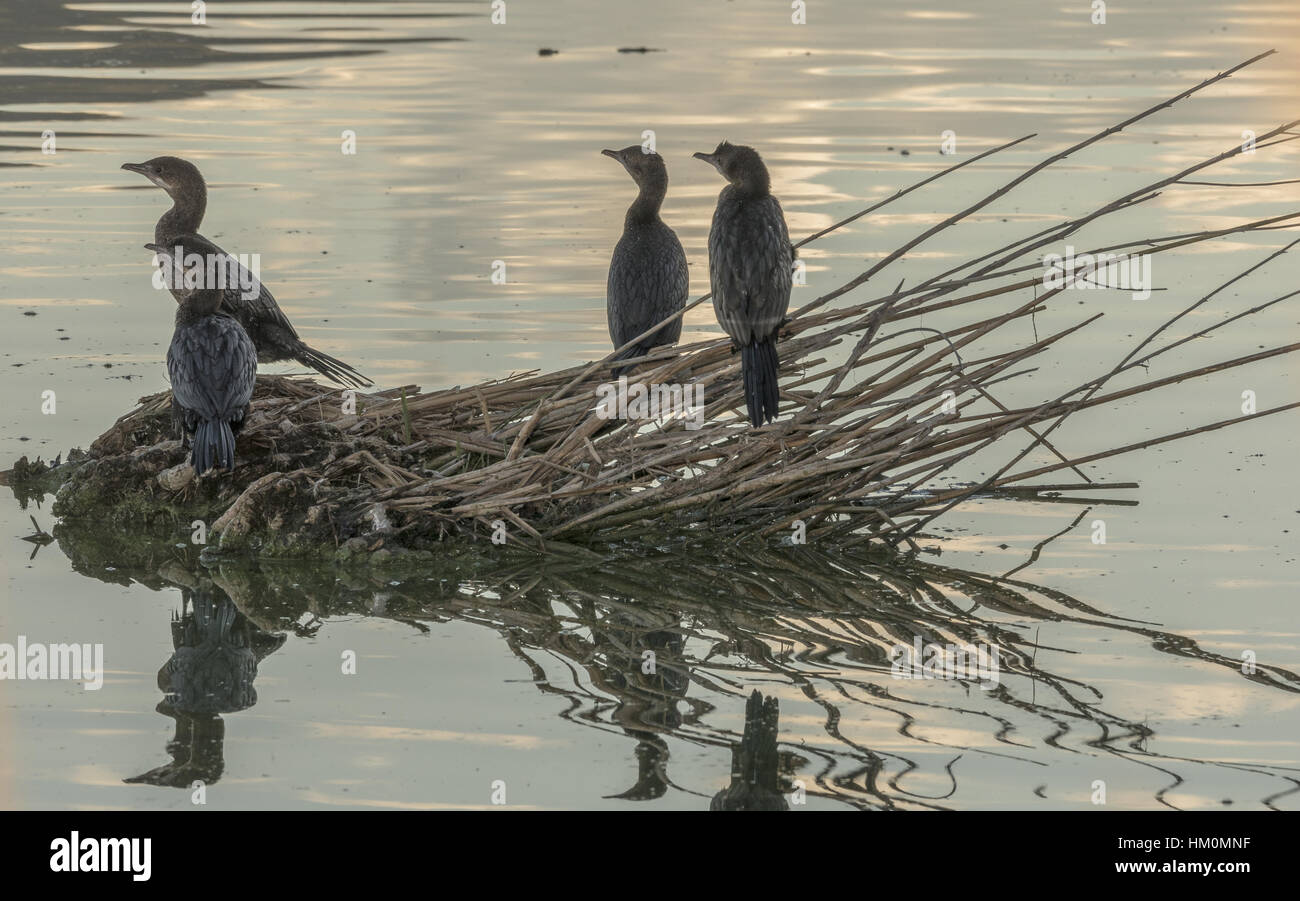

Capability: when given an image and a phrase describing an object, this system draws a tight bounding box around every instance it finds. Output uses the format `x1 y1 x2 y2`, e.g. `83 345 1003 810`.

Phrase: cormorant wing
608 224 689 347
709 193 793 345
191 232 301 340
168 314 257 421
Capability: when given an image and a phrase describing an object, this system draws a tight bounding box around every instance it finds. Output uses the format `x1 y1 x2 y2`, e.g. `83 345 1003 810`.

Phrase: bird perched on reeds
147 233 257 475
602 145 688 376
693 141 793 427
123 156 373 388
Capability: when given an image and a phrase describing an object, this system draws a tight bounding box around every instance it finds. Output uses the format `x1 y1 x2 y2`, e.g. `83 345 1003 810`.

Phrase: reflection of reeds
46 52 1299 556
65 524 1296 810
464 545 1300 809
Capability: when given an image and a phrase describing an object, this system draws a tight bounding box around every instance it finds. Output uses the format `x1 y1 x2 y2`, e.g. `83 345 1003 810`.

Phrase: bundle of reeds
45 52 1300 555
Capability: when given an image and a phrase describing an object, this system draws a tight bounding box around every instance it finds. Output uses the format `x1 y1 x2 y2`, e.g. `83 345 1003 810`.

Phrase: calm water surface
0 0 1297 809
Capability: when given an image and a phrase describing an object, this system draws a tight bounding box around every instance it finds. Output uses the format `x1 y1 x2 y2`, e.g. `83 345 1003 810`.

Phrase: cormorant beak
601 148 622 161
145 242 174 266
122 162 168 189
693 151 726 177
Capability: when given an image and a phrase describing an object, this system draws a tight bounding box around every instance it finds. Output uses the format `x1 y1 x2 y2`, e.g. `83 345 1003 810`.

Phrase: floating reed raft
23 52 1300 558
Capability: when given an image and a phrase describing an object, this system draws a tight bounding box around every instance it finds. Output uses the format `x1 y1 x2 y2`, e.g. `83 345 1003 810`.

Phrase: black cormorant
148 233 257 475
693 141 793 427
123 156 373 388
602 145 688 376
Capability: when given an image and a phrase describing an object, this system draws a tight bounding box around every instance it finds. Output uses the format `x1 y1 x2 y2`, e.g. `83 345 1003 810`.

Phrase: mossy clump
29 377 477 562
2 452 85 508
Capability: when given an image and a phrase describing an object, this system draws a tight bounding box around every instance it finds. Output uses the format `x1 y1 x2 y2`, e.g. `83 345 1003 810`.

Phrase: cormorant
602 145 688 376
148 233 257 475
692 141 793 427
123 156 373 388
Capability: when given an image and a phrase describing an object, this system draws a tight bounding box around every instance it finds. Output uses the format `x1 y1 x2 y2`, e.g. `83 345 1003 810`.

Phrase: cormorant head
692 141 770 194
121 156 205 199
602 145 668 193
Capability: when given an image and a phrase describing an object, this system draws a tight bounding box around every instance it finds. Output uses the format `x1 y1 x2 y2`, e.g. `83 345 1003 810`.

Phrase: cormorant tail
293 342 374 389
210 596 238 645
709 690 787 811
738 690 782 794
192 418 236 475
740 336 780 428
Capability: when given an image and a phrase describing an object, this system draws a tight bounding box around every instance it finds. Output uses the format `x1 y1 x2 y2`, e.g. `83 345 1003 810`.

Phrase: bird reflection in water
711 691 789 811
125 584 285 788
597 619 689 801
38 512 1295 809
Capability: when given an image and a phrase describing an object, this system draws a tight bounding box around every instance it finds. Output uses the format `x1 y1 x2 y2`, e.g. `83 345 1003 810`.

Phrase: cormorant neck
176 290 223 321
732 168 770 198
157 183 207 241
626 178 666 226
